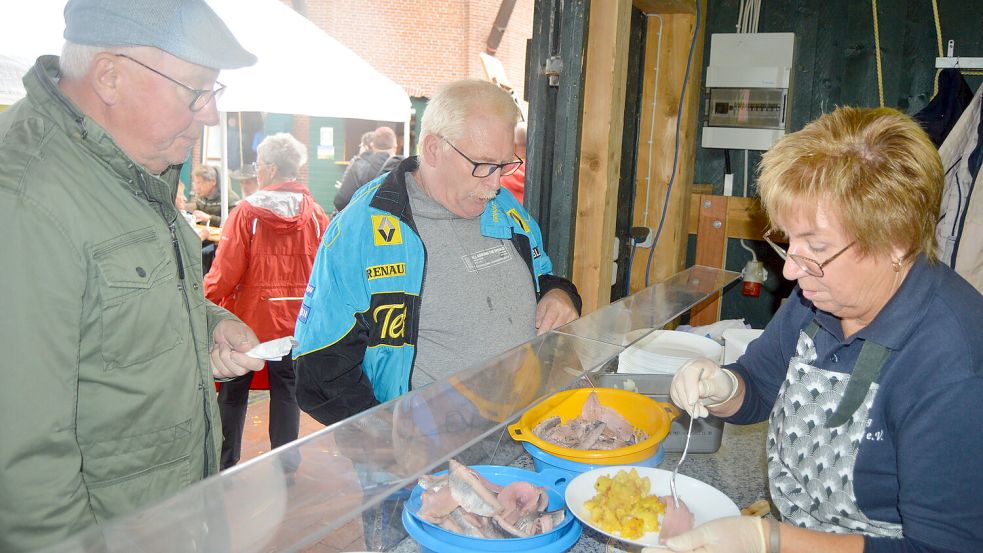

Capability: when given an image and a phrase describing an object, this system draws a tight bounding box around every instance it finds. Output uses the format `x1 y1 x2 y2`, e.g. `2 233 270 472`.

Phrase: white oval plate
619 330 723 375
565 466 739 548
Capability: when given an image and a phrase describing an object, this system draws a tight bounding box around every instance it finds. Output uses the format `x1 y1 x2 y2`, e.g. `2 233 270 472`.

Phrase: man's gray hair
257 133 308 179
60 41 139 80
421 79 519 144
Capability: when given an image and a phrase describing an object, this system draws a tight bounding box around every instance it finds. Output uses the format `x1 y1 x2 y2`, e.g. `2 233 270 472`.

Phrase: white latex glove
669 357 738 419
664 516 767 553
211 319 264 379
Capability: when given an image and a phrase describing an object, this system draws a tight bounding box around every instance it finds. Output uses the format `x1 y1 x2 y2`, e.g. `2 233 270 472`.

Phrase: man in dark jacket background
333 126 403 212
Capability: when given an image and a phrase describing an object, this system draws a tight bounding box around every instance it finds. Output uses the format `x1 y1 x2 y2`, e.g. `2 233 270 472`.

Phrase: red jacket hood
241 180 319 232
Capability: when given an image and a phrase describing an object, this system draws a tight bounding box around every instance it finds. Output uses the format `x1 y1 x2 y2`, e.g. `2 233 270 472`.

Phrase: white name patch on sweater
462 244 511 272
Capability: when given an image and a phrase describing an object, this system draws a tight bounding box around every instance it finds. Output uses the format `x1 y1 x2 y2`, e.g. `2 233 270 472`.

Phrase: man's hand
211 319 264 379
669 357 738 419
192 210 210 223
663 516 767 553
535 288 579 335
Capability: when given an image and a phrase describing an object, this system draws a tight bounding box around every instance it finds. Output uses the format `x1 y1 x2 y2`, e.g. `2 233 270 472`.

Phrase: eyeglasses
763 229 855 277
440 136 523 178
250 161 272 172
116 54 226 112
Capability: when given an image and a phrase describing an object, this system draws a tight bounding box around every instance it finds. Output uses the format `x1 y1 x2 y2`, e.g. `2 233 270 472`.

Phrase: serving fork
669 367 703 508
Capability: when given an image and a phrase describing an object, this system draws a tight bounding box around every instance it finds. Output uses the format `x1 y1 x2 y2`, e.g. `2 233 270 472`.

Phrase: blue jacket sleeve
293 220 378 425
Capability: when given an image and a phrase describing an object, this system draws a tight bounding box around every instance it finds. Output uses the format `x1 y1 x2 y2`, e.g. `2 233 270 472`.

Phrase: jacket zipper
169 222 186 281
139 171 217 477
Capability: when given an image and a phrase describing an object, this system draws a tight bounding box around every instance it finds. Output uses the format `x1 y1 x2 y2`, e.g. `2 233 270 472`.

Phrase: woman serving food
668 107 983 553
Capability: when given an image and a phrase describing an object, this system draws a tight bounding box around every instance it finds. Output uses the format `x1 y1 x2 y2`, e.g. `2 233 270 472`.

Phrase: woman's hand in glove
664 516 767 553
669 357 739 418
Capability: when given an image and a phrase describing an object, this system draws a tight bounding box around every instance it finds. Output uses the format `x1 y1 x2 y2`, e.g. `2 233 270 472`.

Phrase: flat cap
63 0 256 70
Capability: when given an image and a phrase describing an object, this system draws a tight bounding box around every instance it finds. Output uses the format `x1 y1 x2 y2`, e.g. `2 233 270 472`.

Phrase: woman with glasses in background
666 107 983 553
189 164 239 227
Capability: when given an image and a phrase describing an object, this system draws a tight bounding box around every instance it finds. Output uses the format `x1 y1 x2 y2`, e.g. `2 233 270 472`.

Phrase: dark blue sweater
727 256 983 553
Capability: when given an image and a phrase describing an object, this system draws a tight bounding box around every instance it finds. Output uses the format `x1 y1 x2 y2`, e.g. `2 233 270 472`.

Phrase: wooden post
571 0 632 315
690 194 729 325
627 1 707 292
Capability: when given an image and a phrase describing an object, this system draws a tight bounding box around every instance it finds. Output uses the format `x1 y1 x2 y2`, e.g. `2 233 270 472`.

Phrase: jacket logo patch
298 304 310 323
373 303 406 341
366 263 406 280
532 246 542 259
507 209 530 233
305 284 315 296
372 215 403 245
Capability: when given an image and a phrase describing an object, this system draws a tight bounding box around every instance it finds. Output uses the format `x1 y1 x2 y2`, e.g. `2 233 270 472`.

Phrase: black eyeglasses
440 136 523 178
116 54 226 112
763 229 855 277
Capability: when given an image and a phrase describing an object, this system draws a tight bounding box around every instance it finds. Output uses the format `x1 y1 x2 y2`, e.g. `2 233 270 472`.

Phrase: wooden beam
572 0 632 315
632 0 696 14
687 194 769 240
628 2 707 292
689 194 728 325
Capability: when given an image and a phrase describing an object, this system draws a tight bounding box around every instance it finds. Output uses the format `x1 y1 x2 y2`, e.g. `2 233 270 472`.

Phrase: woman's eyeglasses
763 229 855 277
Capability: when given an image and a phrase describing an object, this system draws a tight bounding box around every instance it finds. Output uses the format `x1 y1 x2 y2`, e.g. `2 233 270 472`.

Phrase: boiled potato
583 468 666 539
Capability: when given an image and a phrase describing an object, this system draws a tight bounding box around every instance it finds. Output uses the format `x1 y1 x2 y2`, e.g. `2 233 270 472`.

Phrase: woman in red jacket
205 132 330 470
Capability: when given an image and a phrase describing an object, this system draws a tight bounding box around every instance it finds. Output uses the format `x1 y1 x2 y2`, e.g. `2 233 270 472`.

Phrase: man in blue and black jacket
294 79 581 426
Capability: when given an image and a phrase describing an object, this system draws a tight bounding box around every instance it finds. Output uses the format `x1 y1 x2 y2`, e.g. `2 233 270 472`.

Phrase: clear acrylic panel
42 265 739 553
555 265 740 347
42 333 624 553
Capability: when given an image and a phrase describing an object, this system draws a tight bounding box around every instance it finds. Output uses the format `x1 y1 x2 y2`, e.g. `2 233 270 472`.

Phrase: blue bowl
402 506 582 553
521 441 665 478
402 465 580 551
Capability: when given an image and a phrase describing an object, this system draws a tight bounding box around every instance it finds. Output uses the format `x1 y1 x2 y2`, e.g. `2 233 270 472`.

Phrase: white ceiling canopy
208 0 410 122
0 0 411 124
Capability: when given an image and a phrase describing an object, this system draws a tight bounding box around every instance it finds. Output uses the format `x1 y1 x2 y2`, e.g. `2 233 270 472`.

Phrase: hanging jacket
937 83 983 293
913 68 974 147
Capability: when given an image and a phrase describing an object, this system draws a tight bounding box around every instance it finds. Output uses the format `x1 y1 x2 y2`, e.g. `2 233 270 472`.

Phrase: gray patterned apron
766 321 903 537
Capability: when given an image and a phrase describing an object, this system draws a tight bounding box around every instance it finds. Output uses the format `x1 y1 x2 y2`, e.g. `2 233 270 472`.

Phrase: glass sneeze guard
44 265 739 553
556 265 741 347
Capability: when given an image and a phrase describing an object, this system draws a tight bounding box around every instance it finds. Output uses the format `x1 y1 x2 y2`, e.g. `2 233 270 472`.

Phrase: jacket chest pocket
93 228 185 370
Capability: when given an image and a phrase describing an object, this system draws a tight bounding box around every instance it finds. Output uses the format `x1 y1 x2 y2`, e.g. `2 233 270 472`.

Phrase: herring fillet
448 459 503 516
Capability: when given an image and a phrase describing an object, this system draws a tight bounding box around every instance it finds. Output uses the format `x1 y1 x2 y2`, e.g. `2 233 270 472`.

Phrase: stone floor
237 391 370 552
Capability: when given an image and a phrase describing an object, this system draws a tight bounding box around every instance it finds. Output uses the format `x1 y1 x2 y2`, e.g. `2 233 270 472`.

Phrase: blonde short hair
421 79 519 144
758 106 942 262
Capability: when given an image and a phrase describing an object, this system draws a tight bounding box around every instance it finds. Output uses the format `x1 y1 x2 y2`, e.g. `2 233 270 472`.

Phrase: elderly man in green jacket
0 0 266 551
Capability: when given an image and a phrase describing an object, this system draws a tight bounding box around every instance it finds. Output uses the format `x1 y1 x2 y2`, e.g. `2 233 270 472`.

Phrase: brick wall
289 0 533 101
199 1 534 210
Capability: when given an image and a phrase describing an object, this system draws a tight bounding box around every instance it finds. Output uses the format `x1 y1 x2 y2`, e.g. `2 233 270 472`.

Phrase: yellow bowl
508 388 679 465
